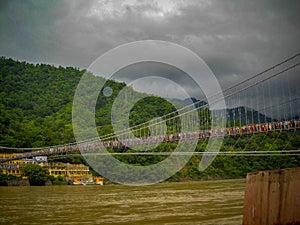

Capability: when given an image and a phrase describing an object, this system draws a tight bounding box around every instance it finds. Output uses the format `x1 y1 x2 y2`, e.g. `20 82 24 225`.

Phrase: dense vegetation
22 164 49 185
0 57 81 147
0 57 178 147
0 57 299 181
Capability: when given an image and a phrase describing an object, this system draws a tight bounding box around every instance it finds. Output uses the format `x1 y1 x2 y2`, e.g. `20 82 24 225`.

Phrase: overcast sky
0 0 299 114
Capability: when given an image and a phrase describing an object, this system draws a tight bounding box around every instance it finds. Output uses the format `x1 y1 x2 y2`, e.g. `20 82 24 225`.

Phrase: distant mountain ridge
170 97 272 125
170 97 207 109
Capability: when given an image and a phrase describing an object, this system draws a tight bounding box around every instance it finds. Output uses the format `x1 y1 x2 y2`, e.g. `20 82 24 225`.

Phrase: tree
22 164 49 186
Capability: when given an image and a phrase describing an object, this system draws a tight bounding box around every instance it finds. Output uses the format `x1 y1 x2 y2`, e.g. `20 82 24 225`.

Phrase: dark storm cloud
111 62 206 100
0 0 299 103
0 1 62 63
168 0 300 87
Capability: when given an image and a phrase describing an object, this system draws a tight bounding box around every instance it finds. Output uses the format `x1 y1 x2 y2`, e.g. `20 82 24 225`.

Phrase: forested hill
0 57 177 148
0 56 289 149
1 57 300 180
0 57 83 147
1 57 85 115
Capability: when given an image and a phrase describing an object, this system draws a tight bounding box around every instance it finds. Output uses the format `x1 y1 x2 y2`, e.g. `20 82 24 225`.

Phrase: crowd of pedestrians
2 119 299 162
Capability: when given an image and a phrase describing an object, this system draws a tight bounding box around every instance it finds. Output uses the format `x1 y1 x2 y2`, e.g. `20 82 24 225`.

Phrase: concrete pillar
243 167 300 225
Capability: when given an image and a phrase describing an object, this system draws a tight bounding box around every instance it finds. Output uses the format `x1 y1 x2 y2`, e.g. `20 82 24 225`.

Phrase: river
0 179 245 225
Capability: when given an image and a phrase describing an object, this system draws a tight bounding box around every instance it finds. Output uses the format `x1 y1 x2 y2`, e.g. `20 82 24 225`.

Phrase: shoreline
0 176 246 187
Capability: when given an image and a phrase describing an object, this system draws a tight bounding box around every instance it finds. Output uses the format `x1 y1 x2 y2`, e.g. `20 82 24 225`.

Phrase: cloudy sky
0 0 299 112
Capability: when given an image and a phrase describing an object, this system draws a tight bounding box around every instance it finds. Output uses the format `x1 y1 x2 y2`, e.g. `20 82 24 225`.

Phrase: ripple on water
0 179 245 225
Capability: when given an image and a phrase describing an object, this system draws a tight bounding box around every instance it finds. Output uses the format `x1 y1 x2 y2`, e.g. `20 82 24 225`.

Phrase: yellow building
0 153 102 184
47 162 92 179
0 153 23 161
0 153 25 176
0 153 47 177
66 163 91 179
0 163 22 176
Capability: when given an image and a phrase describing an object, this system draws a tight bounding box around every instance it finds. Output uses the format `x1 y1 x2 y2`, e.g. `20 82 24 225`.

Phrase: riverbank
0 179 53 186
0 176 246 186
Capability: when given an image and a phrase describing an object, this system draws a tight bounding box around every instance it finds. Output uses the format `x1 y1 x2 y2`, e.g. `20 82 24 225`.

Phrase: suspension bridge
1 53 300 163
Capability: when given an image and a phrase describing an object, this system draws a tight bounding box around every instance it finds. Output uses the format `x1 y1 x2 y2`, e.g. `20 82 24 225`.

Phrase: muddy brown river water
0 179 245 225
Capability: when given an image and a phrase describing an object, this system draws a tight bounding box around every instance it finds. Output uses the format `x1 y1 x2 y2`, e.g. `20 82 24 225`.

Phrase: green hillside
0 57 81 147
0 57 299 180
0 57 178 147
